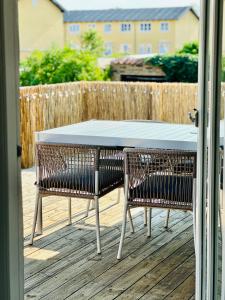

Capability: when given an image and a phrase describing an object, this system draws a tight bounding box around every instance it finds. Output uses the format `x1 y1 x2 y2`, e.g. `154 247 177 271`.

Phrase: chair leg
165 209 170 229
68 198 72 225
116 188 121 204
128 208 134 233
95 196 101 254
91 199 96 210
29 192 41 245
117 203 128 260
36 196 43 235
147 208 152 237
84 199 91 217
144 207 147 226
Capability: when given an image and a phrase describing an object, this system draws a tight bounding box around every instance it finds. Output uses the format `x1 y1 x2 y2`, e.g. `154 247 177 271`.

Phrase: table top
36 120 202 150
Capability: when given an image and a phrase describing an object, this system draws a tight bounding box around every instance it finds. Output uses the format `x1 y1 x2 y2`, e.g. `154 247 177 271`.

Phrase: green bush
146 55 198 83
177 41 199 55
20 47 108 86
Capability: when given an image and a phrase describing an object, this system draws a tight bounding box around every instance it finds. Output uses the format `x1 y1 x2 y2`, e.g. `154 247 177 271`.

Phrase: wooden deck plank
166 272 195 300
92 237 194 300
104 239 194 300
140 254 195 300
38 217 192 299
25 210 183 297
25 209 164 285
24 205 167 275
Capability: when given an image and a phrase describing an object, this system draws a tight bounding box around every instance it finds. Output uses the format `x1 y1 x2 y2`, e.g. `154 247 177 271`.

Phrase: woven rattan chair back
36 143 124 198
124 148 197 211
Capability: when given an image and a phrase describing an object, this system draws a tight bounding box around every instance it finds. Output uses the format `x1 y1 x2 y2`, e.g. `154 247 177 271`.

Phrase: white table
36 120 201 150
36 120 225 150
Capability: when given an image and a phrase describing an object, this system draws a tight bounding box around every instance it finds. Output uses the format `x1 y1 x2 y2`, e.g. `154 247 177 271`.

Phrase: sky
57 0 200 11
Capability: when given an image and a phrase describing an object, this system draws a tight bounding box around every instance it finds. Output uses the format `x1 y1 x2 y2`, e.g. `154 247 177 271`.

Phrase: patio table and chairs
30 120 224 258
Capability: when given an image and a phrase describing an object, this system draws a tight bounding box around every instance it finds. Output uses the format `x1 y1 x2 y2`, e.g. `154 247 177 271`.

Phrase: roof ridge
65 6 192 13
51 0 65 12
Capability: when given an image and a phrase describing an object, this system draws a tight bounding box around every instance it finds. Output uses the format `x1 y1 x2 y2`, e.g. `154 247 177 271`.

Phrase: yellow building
18 3 199 59
18 0 65 60
64 7 199 55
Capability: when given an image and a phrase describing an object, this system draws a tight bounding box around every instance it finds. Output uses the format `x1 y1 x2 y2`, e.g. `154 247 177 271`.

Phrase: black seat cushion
129 174 193 208
39 167 123 195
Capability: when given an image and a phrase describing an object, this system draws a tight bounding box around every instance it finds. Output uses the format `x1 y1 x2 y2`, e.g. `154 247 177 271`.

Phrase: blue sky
57 0 200 10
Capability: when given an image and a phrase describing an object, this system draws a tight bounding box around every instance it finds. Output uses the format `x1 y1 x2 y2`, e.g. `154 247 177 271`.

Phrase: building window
104 42 113 55
146 44 152 54
159 42 169 54
32 0 38 6
139 44 145 54
121 44 130 53
121 23 131 32
88 23 96 29
160 22 169 32
139 44 152 54
104 24 112 33
140 23 151 32
69 24 80 34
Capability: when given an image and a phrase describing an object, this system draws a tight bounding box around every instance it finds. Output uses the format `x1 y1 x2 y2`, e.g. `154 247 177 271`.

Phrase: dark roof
64 6 198 23
51 0 65 12
112 57 146 66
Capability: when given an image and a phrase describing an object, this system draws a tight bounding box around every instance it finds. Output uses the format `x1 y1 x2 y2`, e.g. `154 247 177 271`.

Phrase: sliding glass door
196 0 224 299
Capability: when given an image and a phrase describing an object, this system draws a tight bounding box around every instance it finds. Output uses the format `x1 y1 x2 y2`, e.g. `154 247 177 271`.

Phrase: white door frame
196 0 224 299
0 0 23 299
207 0 224 299
196 0 210 298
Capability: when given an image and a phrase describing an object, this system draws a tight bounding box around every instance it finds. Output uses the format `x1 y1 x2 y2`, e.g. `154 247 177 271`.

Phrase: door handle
17 145 22 157
188 108 199 127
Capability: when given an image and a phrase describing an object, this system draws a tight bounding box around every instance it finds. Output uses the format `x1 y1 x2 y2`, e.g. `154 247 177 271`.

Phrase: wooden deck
23 169 195 300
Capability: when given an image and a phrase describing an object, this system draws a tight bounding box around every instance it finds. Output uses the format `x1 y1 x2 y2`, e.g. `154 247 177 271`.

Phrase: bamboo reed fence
20 81 225 168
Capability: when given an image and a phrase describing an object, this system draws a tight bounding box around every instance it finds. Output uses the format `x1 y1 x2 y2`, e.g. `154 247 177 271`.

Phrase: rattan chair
123 119 167 226
117 148 197 259
30 143 125 254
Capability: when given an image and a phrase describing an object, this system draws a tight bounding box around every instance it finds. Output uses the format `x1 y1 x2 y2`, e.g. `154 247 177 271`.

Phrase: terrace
17 80 224 300
20 81 224 299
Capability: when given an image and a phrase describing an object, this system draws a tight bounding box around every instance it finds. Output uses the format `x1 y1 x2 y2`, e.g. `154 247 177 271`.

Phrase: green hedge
145 55 198 83
20 47 109 86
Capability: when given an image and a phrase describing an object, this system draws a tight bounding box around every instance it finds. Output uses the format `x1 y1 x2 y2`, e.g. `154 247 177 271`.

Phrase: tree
177 41 199 55
81 30 104 56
